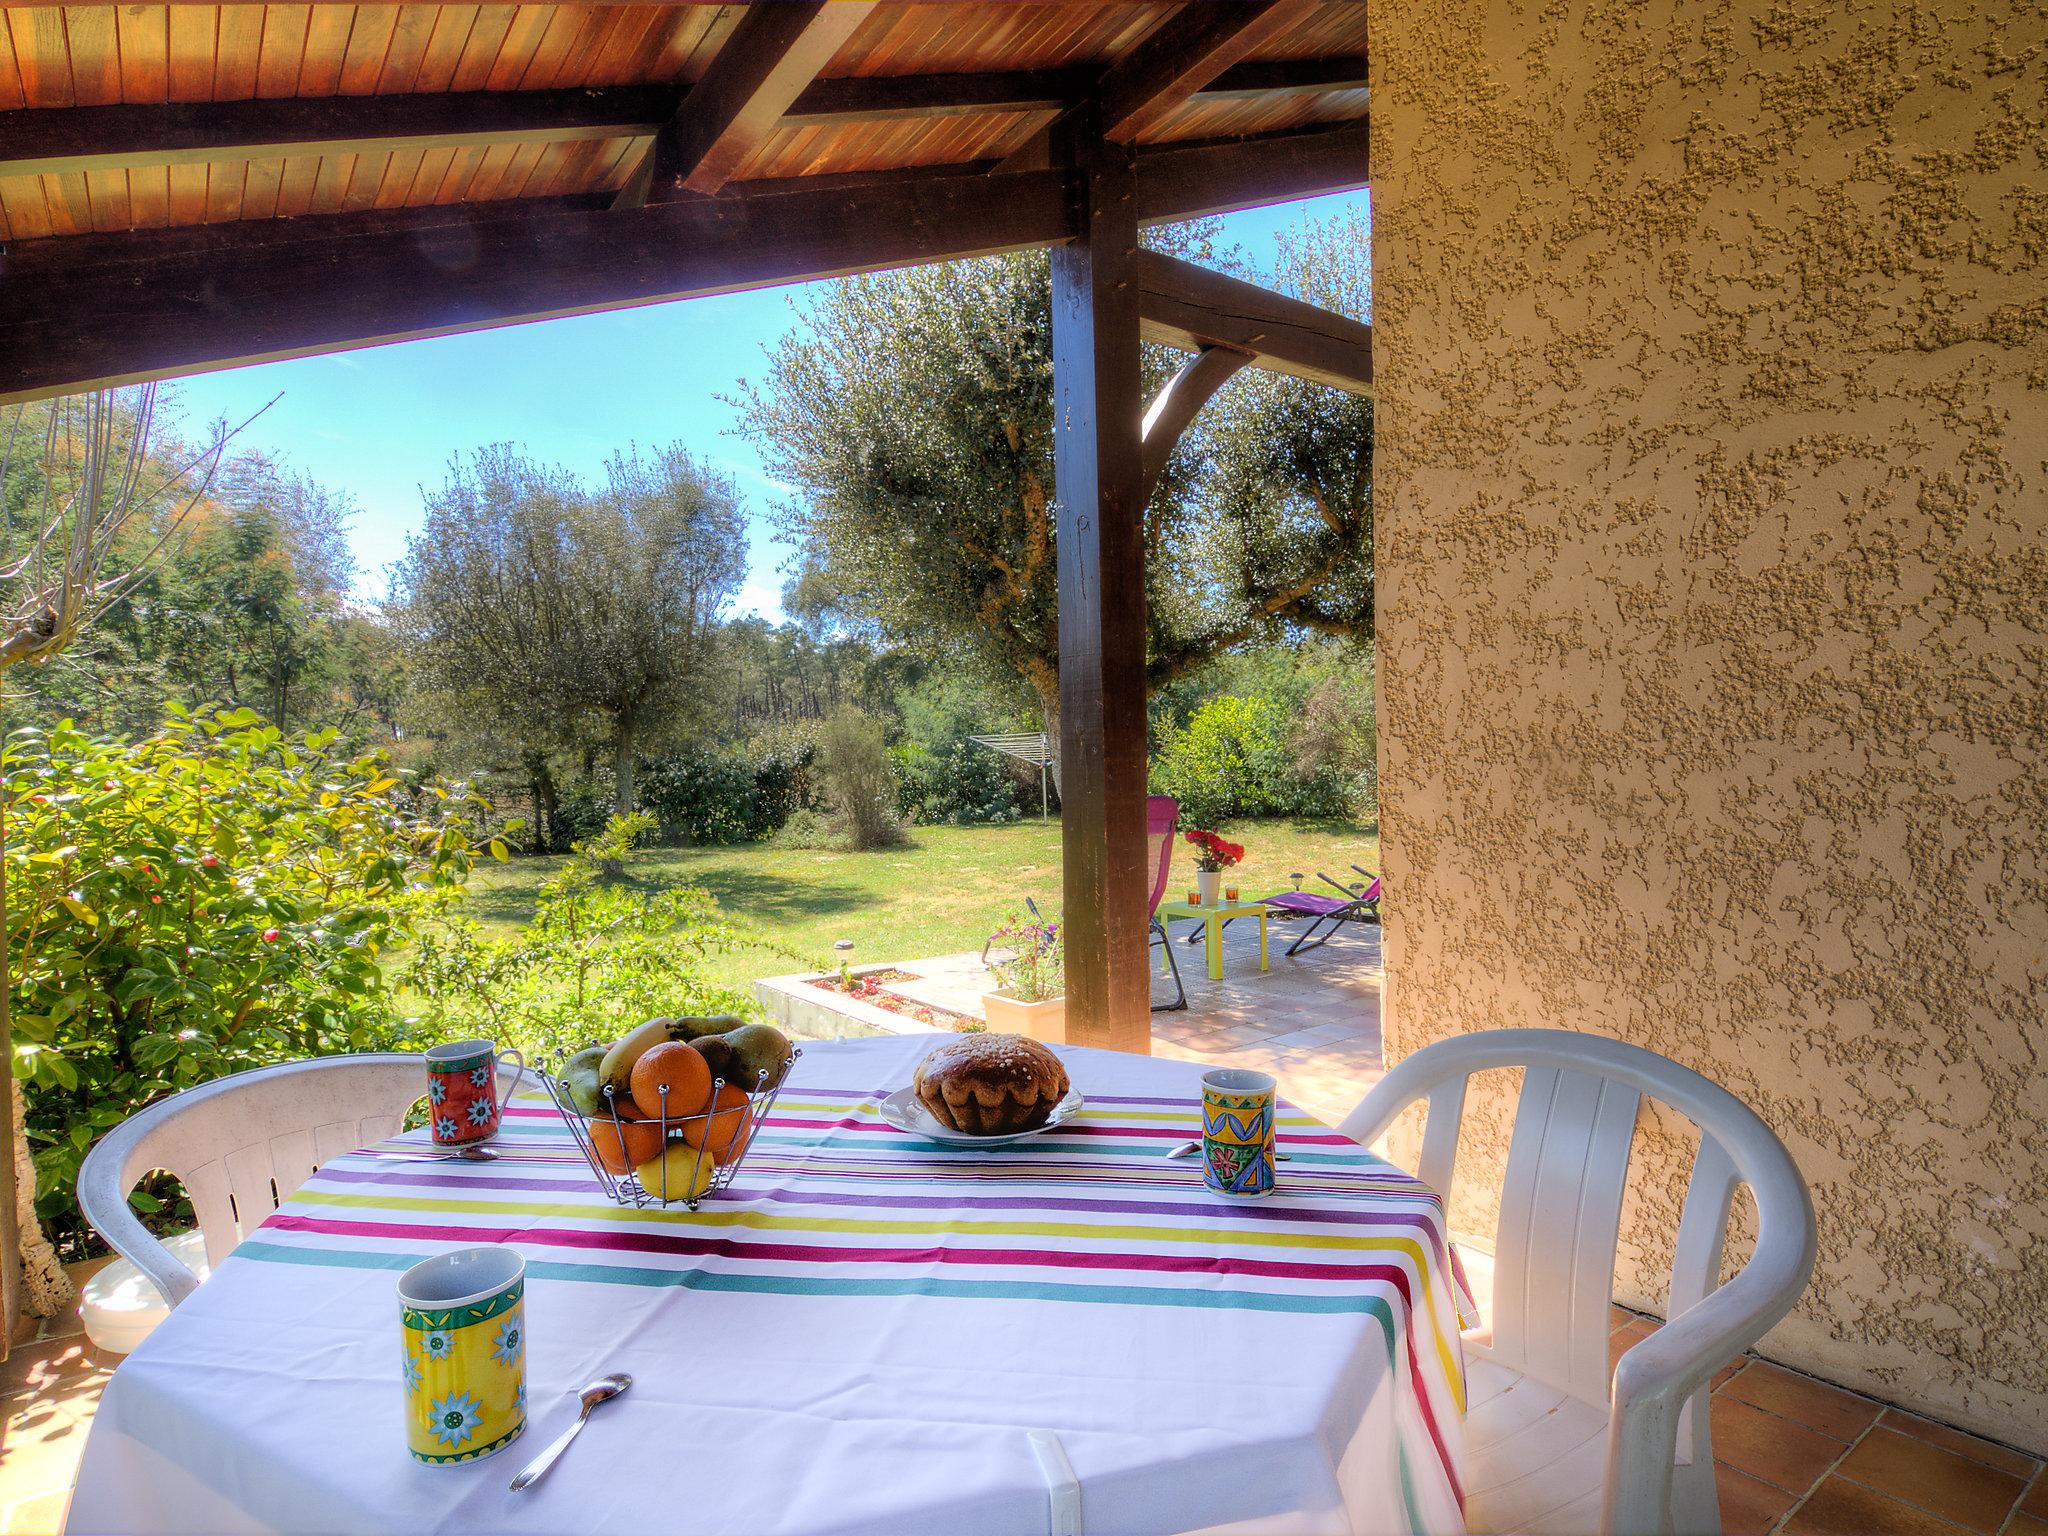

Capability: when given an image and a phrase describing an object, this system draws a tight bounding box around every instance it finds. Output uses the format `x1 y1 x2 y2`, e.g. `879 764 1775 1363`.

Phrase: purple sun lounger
1261 870 1381 956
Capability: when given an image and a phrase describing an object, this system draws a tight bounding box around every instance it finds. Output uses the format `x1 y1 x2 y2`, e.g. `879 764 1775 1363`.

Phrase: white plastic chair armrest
77 1128 202 1310
1605 1214 1816 1533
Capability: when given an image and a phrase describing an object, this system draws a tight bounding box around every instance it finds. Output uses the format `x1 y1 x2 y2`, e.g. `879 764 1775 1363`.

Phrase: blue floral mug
397 1245 526 1464
425 1039 526 1145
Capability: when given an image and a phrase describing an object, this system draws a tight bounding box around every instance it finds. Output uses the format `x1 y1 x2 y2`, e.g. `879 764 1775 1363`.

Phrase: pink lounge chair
1146 795 1188 1011
1262 868 1381 956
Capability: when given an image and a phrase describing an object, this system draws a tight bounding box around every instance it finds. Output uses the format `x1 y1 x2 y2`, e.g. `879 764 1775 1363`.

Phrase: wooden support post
1051 123 1152 1054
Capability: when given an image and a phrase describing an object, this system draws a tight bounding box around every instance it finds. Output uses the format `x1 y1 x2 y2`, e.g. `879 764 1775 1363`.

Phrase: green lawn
463 816 1378 994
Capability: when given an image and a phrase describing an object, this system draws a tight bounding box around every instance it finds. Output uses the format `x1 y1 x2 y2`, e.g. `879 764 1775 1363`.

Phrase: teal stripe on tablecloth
230 1239 1403 1337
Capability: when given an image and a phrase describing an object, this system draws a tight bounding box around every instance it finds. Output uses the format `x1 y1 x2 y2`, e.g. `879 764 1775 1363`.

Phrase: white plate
878 1085 1085 1146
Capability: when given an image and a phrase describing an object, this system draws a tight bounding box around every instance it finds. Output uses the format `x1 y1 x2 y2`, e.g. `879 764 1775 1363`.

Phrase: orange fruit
631 1041 714 1123
587 1113 663 1176
679 1084 754 1164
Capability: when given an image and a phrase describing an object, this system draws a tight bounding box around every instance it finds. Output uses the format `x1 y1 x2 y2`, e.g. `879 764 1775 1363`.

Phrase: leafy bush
815 707 903 850
1147 694 1303 827
638 727 821 844
6 708 492 1253
1293 673 1378 824
893 740 1020 825
398 814 757 1066
768 808 837 850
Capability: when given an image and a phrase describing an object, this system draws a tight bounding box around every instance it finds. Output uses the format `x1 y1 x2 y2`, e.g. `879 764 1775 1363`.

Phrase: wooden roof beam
0 61 1365 180
0 122 1365 404
1098 0 1324 142
615 1 878 209
1134 249 1372 394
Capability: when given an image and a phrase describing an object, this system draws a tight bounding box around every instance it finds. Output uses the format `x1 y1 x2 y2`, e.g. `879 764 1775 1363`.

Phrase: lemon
634 1140 718 1203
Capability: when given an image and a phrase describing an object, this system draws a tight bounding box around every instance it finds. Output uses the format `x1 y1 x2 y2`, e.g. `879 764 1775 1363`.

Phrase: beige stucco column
1371 0 2048 1450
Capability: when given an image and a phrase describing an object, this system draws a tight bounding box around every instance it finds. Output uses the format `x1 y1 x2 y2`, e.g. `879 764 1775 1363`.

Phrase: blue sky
163 188 1368 619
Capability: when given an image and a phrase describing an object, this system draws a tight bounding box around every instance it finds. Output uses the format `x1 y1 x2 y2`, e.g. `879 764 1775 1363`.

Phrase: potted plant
981 914 1065 1042
1185 828 1245 906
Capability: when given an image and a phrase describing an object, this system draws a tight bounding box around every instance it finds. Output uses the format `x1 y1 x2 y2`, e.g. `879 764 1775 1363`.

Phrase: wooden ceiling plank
616 1 879 209
1133 248 1371 394
241 153 286 219
296 7 355 96
164 6 215 102
126 161 169 227
8 7 72 108
447 4 516 93
412 5 481 93
213 5 267 102
0 14 21 110
375 4 442 94
255 6 311 99
115 6 169 104
337 6 400 97
274 151 319 215
0 123 1363 402
66 6 124 108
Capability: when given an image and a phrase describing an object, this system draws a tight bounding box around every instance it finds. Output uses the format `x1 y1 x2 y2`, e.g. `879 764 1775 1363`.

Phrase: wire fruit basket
538 1049 800 1210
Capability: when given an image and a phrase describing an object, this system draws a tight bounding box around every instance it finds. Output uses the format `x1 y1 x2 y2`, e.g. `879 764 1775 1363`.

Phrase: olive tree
737 211 1372 741
396 444 746 815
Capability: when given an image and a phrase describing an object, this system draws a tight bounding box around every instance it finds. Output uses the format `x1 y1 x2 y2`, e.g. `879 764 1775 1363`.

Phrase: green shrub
638 729 821 844
1148 694 1303 827
398 815 757 1065
768 808 837 850
815 707 903 850
893 740 1021 825
6 708 491 1253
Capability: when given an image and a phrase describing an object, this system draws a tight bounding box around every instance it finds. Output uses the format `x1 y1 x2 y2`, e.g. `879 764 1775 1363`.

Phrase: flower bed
813 969 979 1031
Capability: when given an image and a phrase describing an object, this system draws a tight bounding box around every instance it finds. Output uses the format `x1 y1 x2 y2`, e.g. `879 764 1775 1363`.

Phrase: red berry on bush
150 895 162 905
261 928 280 942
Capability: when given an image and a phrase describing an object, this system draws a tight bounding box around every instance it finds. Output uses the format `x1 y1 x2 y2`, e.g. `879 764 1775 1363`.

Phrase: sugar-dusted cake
912 1034 1070 1136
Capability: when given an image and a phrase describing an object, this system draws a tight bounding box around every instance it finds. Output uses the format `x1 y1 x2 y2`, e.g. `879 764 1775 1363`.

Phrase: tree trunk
1028 669 1063 801
0 782 77 1354
612 717 636 817
521 750 560 855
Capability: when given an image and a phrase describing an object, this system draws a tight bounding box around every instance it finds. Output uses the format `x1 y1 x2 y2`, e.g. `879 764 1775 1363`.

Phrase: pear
676 1014 749 1042
560 1045 609 1117
722 1023 793 1093
688 1033 742 1090
597 1017 687 1104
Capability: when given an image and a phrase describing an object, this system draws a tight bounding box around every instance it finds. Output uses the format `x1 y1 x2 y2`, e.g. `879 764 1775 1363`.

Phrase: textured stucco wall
1371 0 2048 1448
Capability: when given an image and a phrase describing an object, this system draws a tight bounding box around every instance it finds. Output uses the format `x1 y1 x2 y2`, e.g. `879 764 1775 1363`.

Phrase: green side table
1155 898 1270 982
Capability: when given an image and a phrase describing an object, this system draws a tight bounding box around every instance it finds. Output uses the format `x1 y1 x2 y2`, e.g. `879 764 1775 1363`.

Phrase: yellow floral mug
398 1246 527 1464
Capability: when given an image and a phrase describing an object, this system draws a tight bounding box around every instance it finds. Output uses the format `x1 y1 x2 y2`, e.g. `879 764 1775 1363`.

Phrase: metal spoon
384 1145 499 1163
509 1373 633 1492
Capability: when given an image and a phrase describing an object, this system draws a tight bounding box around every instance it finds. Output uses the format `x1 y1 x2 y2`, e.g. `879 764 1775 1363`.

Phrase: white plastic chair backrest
78 1053 444 1311
1338 1028 1816 1535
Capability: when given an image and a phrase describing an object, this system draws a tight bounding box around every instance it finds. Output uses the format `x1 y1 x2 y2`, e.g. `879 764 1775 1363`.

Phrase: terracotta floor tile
1 1489 69 1536
1875 1409 2040 1480
1711 1394 1847 1493
1781 1476 1972 1536
1609 1318 1657 1373
2022 1475 2048 1520
0 1341 98 1400
2005 1511 2048 1536
1711 1355 1751 1391
1715 1463 1798 1536
1835 1427 2024 1533
1720 1360 1883 1441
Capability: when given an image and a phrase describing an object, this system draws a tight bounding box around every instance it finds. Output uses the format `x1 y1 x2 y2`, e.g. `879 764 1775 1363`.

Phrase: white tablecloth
66 1036 1466 1536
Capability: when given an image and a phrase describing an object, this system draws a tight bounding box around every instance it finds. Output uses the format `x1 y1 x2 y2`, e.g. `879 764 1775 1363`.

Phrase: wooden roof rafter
0 57 1366 181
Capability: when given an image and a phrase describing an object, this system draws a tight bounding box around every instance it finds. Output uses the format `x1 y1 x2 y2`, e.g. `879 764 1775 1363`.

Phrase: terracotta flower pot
981 989 1067 1044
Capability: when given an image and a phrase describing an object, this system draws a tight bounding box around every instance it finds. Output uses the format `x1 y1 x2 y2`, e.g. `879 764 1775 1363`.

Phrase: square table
65 1037 1467 1536
1156 897 1270 981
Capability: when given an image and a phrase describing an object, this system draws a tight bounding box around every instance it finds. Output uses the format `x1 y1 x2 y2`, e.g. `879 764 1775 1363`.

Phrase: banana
597 1017 685 1105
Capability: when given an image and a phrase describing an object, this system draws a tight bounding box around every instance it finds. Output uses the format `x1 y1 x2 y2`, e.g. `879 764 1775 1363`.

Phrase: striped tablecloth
67 1035 1467 1536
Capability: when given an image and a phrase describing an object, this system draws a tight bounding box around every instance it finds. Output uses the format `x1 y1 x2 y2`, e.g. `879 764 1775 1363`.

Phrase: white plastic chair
75 1053 438 1352
1339 1029 1816 1536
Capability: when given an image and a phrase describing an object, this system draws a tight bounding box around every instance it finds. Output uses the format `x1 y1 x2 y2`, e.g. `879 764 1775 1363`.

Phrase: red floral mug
425 1039 527 1146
